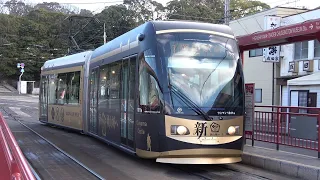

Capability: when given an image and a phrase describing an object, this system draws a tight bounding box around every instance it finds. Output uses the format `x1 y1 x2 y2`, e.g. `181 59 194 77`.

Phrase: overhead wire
0 1 124 5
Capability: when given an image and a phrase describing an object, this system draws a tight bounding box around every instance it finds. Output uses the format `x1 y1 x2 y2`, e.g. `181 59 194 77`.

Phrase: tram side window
40 76 47 102
67 71 80 104
48 74 57 104
98 62 120 111
138 54 162 113
57 73 68 104
99 65 109 103
51 71 81 105
108 62 121 111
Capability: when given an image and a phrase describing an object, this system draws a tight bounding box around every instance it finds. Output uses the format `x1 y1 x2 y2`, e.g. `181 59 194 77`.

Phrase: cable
235 19 249 34
253 16 264 31
0 1 123 5
167 13 223 22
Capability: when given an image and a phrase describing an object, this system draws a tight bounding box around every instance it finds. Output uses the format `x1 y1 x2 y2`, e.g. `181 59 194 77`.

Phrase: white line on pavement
0 103 38 109
9 107 31 117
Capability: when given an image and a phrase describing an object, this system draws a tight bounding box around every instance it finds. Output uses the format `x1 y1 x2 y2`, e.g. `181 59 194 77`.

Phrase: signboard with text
237 18 320 51
245 83 255 133
263 16 281 62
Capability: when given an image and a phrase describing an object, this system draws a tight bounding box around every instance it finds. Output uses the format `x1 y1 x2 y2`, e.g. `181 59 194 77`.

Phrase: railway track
1 104 298 180
171 164 273 180
1 107 104 180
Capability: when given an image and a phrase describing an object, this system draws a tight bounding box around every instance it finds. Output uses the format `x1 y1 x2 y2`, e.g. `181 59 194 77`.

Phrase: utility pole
224 0 230 25
103 23 106 44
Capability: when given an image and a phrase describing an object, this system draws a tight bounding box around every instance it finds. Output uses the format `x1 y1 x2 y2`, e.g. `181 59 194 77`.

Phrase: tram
39 20 245 164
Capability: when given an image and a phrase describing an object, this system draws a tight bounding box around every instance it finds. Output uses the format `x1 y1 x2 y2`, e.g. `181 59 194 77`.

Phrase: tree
79 9 93 17
0 0 271 83
166 0 225 23
165 0 270 23
124 0 166 24
230 0 270 20
0 8 70 81
96 5 137 41
4 0 33 16
0 1 81 82
34 2 78 14
0 13 22 80
0 0 7 14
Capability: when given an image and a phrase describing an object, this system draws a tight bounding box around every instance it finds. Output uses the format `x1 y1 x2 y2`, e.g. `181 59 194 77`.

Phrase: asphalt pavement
0 93 302 180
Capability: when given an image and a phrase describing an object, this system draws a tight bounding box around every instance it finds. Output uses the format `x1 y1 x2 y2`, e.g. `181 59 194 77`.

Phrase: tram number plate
198 137 219 143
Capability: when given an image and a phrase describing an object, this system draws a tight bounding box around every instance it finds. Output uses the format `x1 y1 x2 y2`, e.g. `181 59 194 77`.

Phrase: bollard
318 113 320 158
276 107 281 151
252 111 254 146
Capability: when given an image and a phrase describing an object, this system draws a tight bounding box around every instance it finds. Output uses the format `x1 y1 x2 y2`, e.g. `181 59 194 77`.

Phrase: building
278 8 320 108
229 7 308 108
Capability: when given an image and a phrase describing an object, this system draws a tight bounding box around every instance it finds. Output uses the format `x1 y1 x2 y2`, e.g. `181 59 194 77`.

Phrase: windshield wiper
169 84 211 121
200 39 230 103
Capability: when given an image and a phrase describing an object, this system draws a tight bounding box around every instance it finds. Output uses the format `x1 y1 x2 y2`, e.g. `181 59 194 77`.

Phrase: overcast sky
25 0 320 13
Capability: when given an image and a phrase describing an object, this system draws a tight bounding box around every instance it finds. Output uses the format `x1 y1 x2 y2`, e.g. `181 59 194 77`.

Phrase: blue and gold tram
39 20 245 164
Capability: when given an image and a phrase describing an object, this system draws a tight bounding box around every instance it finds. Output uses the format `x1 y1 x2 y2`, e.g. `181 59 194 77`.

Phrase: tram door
120 56 136 148
39 76 48 121
89 68 99 134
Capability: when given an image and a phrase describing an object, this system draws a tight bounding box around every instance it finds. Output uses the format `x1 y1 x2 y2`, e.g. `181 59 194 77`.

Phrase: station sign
245 83 255 134
17 62 25 73
237 18 320 51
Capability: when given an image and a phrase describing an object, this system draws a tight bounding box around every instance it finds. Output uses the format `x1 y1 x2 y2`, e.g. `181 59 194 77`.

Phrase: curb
241 152 320 180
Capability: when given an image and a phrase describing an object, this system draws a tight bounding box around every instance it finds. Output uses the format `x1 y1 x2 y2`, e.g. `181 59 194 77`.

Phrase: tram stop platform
242 145 320 180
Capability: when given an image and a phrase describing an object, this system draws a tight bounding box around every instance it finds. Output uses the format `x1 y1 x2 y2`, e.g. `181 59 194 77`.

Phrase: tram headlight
177 126 188 135
171 125 190 135
227 126 240 135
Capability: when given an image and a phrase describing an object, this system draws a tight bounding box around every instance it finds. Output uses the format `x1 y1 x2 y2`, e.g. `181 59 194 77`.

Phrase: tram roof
90 20 234 62
42 51 93 71
151 20 234 36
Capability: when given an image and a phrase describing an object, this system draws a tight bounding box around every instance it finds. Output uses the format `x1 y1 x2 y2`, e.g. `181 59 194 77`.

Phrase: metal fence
245 105 320 158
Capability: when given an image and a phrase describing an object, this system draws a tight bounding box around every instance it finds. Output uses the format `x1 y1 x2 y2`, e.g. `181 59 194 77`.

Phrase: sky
24 0 320 14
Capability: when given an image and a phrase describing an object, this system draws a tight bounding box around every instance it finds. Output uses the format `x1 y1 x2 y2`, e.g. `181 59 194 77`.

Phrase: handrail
0 112 35 180
277 112 318 116
255 105 320 110
246 105 320 158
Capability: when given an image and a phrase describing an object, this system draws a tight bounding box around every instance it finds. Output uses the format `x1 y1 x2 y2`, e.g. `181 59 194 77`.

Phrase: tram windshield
157 32 244 116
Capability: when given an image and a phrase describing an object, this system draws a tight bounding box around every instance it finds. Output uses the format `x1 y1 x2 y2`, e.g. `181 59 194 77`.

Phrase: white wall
229 7 307 36
279 9 320 109
281 85 320 107
229 7 306 107
280 42 320 77
281 9 320 27
280 9 320 77
229 8 278 36
242 52 274 106
32 88 40 95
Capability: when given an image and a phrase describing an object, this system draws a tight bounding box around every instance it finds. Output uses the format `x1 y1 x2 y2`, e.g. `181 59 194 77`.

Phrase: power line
0 1 123 5
167 3 275 23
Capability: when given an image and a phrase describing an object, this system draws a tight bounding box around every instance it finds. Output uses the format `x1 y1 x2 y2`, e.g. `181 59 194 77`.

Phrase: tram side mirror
138 33 145 41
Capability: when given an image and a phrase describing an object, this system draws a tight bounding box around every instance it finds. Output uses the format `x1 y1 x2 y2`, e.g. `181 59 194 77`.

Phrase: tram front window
157 32 244 116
